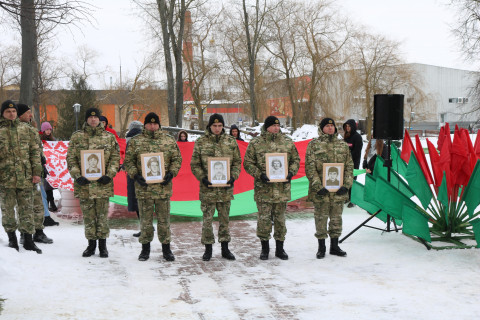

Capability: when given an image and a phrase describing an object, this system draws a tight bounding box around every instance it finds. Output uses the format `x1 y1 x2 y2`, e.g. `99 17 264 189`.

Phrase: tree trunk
157 0 176 127
19 0 36 109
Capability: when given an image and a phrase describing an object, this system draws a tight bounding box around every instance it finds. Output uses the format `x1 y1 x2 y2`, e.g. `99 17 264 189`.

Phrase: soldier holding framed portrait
124 112 182 262
66 107 120 258
244 116 300 261
190 114 241 261
305 118 353 259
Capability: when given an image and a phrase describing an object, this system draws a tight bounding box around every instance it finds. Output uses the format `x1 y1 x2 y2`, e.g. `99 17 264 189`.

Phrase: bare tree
0 44 21 102
347 31 409 138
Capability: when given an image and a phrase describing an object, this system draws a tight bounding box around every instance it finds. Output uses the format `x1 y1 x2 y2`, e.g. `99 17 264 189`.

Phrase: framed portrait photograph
266 153 288 182
323 163 344 192
140 152 165 184
81 150 105 181
207 157 230 187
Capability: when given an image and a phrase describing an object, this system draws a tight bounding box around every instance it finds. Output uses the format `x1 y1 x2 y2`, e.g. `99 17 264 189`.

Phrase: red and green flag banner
405 151 433 210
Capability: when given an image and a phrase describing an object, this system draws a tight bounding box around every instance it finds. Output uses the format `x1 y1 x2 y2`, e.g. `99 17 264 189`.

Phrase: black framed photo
323 163 344 192
80 150 105 181
141 153 165 184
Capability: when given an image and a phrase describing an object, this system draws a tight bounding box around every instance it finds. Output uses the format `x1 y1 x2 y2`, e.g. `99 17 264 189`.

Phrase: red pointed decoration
474 129 480 159
427 139 442 187
437 126 445 151
451 129 470 187
415 135 434 184
401 129 416 163
438 137 453 197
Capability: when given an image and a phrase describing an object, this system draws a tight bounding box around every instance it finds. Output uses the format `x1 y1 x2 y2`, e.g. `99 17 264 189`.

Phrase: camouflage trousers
201 201 231 245
256 202 287 241
0 187 34 234
313 194 347 239
138 199 171 244
79 198 110 240
33 185 45 230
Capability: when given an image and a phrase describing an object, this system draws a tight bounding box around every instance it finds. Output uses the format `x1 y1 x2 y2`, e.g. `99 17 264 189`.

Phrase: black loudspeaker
373 94 404 140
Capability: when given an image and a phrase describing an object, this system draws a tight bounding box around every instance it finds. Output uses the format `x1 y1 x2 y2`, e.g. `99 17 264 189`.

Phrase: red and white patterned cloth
43 141 74 191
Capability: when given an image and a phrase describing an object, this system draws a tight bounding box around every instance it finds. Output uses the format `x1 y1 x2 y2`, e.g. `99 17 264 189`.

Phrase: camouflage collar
143 129 162 139
84 123 104 135
0 117 19 127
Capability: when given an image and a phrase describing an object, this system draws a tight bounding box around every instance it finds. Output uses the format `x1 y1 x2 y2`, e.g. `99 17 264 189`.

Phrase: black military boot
48 200 58 212
260 240 269 260
138 243 150 261
82 240 96 257
33 229 53 244
133 231 141 237
162 243 175 261
330 238 347 257
202 244 212 261
19 233 25 245
221 242 235 260
7 231 19 251
23 233 42 254
275 240 288 260
43 216 59 226
316 239 326 259
98 239 108 258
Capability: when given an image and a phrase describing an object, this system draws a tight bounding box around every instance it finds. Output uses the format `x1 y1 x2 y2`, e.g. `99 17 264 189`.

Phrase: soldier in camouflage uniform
190 114 241 261
305 118 353 258
0 100 43 254
244 116 300 260
66 107 120 258
17 104 53 245
124 112 182 262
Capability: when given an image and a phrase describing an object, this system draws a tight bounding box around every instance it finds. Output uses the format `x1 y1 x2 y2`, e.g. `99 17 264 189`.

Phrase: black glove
134 174 148 187
362 159 367 169
97 175 112 185
76 176 91 186
317 187 329 196
41 156 47 166
227 177 235 188
285 172 294 182
160 172 174 186
202 177 212 187
336 186 348 196
260 173 270 183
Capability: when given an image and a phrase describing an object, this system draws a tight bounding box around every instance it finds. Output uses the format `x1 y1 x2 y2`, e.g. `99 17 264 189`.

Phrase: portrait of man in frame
81 150 105 180
323 163 344 192
208 157 230 187
141 152 165 184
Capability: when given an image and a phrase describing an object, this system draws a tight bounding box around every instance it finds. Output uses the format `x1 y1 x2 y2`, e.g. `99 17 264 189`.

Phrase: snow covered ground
1 206 480 320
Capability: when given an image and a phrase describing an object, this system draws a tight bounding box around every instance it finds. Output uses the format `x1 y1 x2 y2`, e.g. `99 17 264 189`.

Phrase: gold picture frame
207 157 230 187
141 152 165 184
266 153 288 182
81 150 105 181
323 163 344 192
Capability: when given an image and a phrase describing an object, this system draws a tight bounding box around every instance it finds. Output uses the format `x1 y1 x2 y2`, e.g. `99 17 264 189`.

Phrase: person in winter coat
177 130 188 142
99 115 119 139
124 113 182 262
229 124 244 141
243 116 300 260
343 119 363 208
363 138 387 174
66 108 120 258
305 118 354 259
0 100 43 253
39 121 60 219
190 114 241 261
125 120 144 237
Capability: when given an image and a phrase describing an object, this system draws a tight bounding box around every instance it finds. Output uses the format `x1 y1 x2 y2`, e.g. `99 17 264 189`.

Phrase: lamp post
73 103 81 131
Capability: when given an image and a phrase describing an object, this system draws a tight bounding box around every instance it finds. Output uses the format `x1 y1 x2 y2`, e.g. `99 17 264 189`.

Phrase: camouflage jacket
243 128 300 203
123 129 182 199
66 122 120 199
0 117 42 189
190 129 242 202
305 129 354 202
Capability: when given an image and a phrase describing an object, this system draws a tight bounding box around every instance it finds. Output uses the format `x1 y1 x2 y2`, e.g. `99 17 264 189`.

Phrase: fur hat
207 113 225 127
128 120 144 132
85 107 101 122
1 100 17 116
144 112 160 126
264 116 280 130
320 117 337 133
17 103 30 117
41 122 53 132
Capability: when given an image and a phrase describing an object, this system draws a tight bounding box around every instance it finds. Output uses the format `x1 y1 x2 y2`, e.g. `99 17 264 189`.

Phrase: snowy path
1 208 480 319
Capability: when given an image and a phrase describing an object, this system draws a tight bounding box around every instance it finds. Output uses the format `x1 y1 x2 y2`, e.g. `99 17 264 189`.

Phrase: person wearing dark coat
229 124 244 141
343 119 363 208
125 121 144 237
363 138 388 175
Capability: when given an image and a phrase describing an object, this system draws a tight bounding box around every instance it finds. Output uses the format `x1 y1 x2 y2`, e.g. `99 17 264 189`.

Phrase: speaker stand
340 139 400 244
